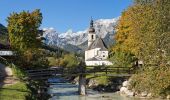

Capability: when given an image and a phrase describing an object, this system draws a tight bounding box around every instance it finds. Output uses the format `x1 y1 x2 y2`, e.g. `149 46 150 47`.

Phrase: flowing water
47 78 150 100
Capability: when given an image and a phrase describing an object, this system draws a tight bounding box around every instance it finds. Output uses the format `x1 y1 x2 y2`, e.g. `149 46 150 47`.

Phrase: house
85 19 112 66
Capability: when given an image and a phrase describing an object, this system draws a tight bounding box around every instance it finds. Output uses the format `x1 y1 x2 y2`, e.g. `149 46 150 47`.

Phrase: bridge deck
26 66 135 80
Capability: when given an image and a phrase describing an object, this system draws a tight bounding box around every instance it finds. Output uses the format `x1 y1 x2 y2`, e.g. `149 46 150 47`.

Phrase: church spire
89 18 95 33
90 17 94 28
88 18 96 47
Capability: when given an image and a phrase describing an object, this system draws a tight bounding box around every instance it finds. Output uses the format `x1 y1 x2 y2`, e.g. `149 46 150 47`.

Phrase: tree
113 0 170 66
61 54 79 68
110 51 137 67
7 9 49 68
112 0 170 97
7 9 43 52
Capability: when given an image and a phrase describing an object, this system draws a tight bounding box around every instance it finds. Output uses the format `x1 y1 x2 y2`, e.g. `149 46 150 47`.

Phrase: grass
0 82 30 100
86 72 110 85
47 57 57 66
85 66 126 85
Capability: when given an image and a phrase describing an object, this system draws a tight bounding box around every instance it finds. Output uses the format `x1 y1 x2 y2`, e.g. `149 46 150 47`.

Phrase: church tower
88 19 96 47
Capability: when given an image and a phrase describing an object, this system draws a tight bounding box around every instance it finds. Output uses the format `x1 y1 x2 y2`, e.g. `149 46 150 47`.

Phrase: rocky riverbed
119 80 170 99
48 77 165 100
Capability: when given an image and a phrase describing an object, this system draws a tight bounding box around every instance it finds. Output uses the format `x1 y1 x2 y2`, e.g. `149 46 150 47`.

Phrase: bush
47 57 57 66
129 66 170 97
109 51 137 67
10 64 26 79
60 54 79 68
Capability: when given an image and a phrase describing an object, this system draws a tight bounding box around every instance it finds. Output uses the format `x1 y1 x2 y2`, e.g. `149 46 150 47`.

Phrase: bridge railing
86 66 135 74
25 66 136 79
26 67 64 79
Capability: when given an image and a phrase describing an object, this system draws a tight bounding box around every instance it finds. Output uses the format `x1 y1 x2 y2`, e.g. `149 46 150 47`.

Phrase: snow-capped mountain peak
43 17 118 50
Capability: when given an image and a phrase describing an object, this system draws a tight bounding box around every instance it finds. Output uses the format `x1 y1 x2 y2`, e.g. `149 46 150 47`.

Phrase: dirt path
0 76 20 87
0 63 19 87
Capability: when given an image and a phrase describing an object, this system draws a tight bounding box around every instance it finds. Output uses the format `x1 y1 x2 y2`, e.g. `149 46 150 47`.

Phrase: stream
47 77 148 100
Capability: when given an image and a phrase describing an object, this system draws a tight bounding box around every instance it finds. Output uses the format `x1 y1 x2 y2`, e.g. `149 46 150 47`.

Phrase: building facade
85 20 112 66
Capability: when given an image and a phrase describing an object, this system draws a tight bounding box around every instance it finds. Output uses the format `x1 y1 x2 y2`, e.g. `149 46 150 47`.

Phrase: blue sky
0 0 132 33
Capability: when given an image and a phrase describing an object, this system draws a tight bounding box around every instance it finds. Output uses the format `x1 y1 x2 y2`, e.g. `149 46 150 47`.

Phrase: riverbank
70 75 170 100
0 63 30 100
119 79 170 100
0 81 30 100
71 75 128 92
47 77 139 100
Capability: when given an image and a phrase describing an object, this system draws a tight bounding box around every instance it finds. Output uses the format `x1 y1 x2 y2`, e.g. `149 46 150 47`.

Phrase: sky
0 0 132 33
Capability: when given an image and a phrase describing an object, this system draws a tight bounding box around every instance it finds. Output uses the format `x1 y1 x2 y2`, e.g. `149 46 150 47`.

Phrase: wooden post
105 67 107 75
78 74 86 95
78 61 86 95
129 67 131 74
117 67 119 74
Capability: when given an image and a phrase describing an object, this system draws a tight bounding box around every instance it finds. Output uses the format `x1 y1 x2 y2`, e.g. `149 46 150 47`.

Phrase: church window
91 35 94 39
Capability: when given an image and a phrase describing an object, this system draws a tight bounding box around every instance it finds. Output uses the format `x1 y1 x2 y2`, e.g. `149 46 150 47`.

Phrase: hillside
0 23 8 45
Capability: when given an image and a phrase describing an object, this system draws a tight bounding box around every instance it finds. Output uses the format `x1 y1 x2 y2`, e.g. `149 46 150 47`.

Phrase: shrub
129 66 170 97
109 51 137 67
10 64 26 79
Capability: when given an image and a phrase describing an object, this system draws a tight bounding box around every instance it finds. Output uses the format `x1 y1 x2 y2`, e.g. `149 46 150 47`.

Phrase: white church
85 20 113 66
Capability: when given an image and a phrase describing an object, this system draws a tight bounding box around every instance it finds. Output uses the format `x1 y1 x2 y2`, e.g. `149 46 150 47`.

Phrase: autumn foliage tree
7 9 42 51
111 0 170 97
7 9 48 68
113 0 170 66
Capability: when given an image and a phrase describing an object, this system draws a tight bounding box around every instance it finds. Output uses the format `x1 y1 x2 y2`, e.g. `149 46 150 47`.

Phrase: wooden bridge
26 65 136 95
26 66 135 79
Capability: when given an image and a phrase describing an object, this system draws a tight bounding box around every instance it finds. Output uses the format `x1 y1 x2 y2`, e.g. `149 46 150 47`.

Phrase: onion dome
89 19 95 33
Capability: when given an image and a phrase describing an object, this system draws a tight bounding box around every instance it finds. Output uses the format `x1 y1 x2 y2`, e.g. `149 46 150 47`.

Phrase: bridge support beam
78 74 86 95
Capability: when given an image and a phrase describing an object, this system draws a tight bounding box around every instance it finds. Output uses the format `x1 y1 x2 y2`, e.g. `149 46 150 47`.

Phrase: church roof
87 37 108 50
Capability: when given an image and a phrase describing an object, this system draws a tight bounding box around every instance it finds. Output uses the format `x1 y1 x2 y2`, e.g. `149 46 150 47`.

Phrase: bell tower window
91 35 93 39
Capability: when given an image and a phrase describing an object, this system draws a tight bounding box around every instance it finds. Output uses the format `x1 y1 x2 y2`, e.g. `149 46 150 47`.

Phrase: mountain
0 23 8 45
0 23 7 35
43 17 118 52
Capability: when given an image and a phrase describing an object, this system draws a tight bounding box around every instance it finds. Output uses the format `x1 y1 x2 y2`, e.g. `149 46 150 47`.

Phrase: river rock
122 81 129 87
120 87 128 94
147 93 152 97
87 79 98 87
167 95 170 99
72 77 79 85
120 87 134 96
141 91 148 97
126 90 134 97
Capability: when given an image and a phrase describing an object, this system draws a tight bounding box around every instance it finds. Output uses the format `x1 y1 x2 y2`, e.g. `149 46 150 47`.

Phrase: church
85 20 113 66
